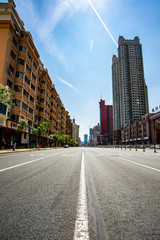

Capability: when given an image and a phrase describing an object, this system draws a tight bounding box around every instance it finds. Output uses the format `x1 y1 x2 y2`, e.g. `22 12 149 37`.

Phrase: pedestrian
13 142 16 151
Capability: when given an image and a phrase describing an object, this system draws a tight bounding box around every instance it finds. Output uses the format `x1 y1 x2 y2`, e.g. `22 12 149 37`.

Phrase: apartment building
113 36 149 129
0 0 72 148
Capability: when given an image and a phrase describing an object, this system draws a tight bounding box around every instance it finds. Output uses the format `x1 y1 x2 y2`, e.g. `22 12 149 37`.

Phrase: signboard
7 120 17 130
152 105 160 113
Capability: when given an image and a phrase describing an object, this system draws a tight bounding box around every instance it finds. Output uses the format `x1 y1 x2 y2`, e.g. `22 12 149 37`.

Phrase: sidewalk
0 147 58 154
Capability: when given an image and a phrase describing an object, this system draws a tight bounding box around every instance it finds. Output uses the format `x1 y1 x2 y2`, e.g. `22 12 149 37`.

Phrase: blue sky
2 0 160 140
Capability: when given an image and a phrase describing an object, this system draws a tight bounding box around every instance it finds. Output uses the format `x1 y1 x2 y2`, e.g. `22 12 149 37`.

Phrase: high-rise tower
116 36 149 127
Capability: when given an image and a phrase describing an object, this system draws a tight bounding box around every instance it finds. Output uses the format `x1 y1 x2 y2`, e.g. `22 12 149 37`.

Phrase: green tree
52 134 59 147
0 86 14 109
17 118 28 131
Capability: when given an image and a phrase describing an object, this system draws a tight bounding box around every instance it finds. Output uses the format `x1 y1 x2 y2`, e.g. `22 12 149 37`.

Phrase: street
0 148 160 240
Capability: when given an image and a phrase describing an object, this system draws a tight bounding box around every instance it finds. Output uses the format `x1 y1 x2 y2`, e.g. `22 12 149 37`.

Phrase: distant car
64 144 69 148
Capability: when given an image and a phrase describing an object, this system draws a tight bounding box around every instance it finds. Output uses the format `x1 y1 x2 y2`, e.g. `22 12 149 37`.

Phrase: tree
52 134 59 147
17 118 28 131
0 86 14 109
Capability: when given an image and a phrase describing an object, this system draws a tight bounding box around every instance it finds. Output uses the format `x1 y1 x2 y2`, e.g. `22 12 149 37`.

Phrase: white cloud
15 0 108 70
55 74 77 91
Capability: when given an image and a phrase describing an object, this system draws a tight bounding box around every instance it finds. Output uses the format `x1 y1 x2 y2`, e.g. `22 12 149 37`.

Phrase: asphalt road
0 148 160 240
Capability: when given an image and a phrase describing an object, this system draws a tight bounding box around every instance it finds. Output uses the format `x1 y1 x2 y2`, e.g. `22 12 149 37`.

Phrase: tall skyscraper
112 36 149 131
112 55 120 132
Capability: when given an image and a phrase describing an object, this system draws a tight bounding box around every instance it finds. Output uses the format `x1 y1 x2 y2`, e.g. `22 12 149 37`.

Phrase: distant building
89 128 93 142
72 118 80 143
84 134 88 145
99 99 113 145
93 123 100 145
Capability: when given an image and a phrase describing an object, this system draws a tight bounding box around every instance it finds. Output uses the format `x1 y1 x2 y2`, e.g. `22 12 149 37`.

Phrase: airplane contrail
88 0 118 48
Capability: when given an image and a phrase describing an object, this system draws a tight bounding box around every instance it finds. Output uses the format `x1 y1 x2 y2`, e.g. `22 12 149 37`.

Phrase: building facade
112 55 120 132
72 118 80 143
99 99 113 145
0 0 72 148
84 134 88 145
122 111 160 145
118 36 149 127
93 123 100 145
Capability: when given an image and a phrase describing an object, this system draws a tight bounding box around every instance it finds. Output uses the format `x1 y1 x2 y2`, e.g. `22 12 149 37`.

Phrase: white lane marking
74 151 90 240
0 152 61 173
118 157 160 173
0 152 35 159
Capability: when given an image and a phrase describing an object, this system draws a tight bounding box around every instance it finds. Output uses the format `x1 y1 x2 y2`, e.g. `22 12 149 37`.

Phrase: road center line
118 157 160 172
74 151 90 240
0 152 62 173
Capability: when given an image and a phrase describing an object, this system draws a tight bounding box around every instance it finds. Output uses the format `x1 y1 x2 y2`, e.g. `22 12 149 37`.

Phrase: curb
0 147 58 155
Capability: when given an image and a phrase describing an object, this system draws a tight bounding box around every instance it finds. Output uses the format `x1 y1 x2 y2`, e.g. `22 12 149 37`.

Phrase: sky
1 0 160 141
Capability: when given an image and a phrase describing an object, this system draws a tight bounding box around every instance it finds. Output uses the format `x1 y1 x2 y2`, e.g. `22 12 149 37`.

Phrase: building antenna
100 92 102 100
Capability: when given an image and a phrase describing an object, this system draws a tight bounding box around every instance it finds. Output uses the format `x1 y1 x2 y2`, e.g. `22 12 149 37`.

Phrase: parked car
64 144 69 148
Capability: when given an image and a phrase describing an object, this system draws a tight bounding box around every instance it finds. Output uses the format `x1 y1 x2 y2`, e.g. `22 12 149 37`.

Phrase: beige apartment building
0 0 72 148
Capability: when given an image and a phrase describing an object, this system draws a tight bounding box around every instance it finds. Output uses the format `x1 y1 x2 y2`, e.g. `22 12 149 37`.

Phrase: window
7 79 12 89
30 96 34 102
14 85 22 92
8 64 14 75
13 37 17 47
36 105 38 110
11 115 18 122
40 98 44 103
40 89 45 93
17 58 24 65
42 72 46 76
23 89 28 98
19 46 26 53
13 99 20 106
38 117 43 121
39 107 44 112
31 84 35 91
21 33 27 40
16 72 23 79
25 76 30 85
29 107 33 114
11 50 16 60
32 73 36 80
27 51 32 62
33 61 37 70
22 102 27 111
26 64 31 74
0 103 7 115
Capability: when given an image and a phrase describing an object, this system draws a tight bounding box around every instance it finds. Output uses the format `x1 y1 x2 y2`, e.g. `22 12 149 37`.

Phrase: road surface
0 147 160 239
